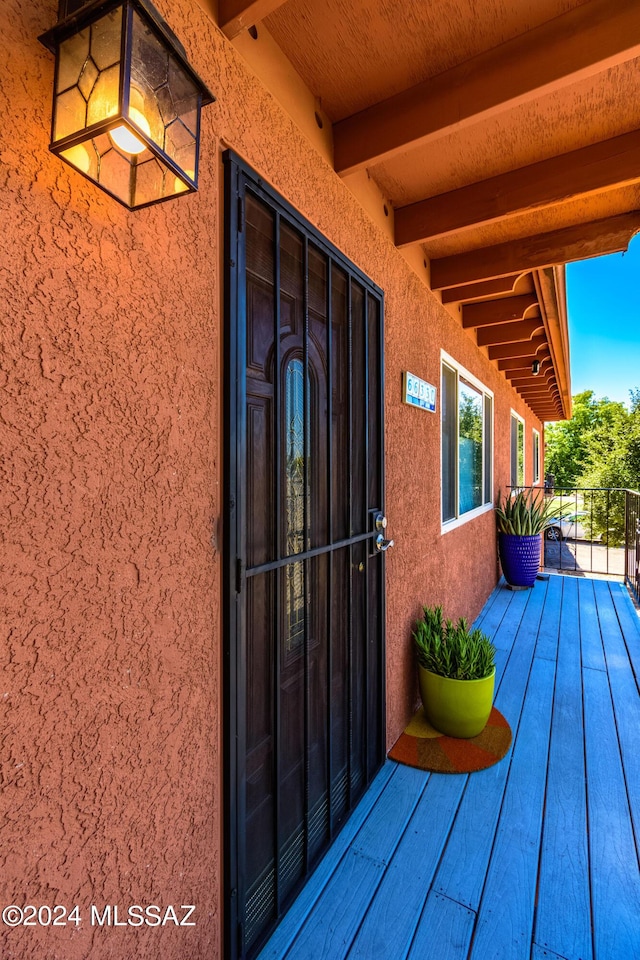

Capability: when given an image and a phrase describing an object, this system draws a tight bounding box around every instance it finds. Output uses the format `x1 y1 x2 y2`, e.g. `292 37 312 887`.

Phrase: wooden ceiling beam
517 395 560 408
498 348 551 373
510 378 557 392
500 357 552 375
431 212 640 289
441 274 523 304
334 0 640 175
513 391 557 402
518 402 558 414
489 336 548 361
504 363 553 381
509 384 555 397
462 293 538 328
533 267 572 424
218 0 289 38
395 128 640 245
476 317 544 348
511 384 557 395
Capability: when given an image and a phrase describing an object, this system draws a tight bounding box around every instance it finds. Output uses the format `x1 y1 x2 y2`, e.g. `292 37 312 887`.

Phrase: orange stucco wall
0 2 543 958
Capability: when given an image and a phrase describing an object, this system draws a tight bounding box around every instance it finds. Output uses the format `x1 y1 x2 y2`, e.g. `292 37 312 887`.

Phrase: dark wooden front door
224 153 386 960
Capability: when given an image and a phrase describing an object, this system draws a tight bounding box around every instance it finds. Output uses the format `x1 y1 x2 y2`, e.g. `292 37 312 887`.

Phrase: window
532 429 540 485
510 412 525 487
442 354 493 525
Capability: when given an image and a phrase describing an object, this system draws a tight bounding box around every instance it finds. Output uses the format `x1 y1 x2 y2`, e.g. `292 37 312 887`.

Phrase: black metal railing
624 489 640 602
507 486 640 601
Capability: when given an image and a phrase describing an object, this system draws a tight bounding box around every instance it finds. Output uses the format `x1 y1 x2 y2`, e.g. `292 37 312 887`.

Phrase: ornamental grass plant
413 605 496 681
495 488 571 536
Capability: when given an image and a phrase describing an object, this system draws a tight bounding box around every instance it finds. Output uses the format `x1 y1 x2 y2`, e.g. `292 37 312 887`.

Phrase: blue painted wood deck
257 575 640 960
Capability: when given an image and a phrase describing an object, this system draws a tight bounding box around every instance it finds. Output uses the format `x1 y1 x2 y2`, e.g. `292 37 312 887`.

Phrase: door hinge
235 557 244 594
238 919 245 953
238 196 244 232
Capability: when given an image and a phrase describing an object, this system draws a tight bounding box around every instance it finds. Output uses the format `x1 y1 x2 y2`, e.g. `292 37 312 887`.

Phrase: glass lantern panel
54 86 87 141
179 104 199 139
87 63 121 127
172 176 190 195
164 119 196 181
60 141 98 179
167 57 199 121
132 156 167 206
90 7 123 72
99 145 133 205
155 84 177 129
56 27 90 94
129 13 169 149
131 9 169 89
126 81 163 148
77 57 99 101
164 117 193 151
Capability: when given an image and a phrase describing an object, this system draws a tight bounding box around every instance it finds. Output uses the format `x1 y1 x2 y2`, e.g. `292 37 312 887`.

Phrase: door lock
375 533 394 552
374 513 393 550
374 512 388 532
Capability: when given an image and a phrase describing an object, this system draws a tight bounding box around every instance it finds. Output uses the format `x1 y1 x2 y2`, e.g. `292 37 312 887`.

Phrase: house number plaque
403 371 437 412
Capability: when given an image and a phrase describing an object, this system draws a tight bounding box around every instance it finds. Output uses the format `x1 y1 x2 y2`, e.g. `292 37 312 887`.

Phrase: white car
545 512 589 542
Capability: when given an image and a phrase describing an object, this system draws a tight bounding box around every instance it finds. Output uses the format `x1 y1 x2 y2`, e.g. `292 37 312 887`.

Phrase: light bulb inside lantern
109 106 151 155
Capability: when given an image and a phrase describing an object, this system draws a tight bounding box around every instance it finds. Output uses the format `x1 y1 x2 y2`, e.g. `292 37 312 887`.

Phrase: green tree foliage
578 394 640 545
544 391 627 487
458 386 483 512
545 390 640 545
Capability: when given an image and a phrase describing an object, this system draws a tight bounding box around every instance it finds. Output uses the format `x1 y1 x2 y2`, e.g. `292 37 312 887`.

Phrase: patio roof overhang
207 0 640 422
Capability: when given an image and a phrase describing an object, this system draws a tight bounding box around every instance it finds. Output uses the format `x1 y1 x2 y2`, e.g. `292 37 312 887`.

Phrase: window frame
441 351 494 532
532 428 540 485
510 410 525 488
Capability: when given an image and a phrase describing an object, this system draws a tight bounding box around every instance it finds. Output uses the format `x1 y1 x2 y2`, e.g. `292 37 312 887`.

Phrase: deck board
609 581 640 686
255 763 397 960
472 577 512 635
534 576 592 960
280 764 428 960
534 573 563 661
256 575 640 960
432 580 547 910
486 584 531 651
347 775 467 960
406 892 475 960
470 656 555 960
577 578 606 673
583 665 640 958
594 583 640 860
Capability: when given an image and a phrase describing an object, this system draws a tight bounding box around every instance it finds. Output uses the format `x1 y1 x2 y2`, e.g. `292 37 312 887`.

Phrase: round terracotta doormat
388 706 512 774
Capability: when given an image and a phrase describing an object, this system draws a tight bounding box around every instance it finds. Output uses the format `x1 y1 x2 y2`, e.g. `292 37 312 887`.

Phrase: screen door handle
376 533 394 552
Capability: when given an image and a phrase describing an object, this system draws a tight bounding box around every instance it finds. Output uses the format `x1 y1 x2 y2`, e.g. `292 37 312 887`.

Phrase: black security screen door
224 152 387 960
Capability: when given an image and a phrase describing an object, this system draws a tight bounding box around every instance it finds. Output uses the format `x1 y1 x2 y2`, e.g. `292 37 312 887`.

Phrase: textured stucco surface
1 2 221 958
0 2 542 957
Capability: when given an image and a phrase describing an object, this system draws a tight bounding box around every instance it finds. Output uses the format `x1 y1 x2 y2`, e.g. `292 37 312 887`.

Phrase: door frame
223 150 387 960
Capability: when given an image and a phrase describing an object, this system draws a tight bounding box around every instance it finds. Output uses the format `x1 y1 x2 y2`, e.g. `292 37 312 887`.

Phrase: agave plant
495 488 571 536
413 605 496 681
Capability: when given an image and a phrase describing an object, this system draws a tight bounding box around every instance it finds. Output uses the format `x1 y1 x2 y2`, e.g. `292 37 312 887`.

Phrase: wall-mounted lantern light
531 359 541 376
39 0 215 209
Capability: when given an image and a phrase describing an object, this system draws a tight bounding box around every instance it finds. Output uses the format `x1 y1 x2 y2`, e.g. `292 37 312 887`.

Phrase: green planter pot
418 665 496 739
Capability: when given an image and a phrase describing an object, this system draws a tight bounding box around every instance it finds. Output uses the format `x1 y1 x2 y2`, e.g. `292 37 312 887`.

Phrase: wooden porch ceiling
215 0 640 422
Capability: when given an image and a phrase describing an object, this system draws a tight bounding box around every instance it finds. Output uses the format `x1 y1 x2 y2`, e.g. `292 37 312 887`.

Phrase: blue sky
565 236 640 407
